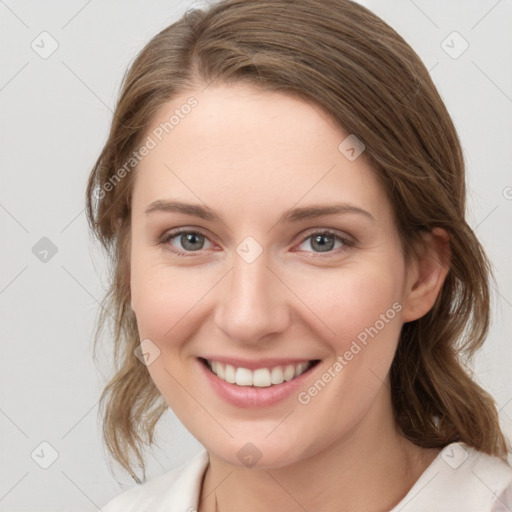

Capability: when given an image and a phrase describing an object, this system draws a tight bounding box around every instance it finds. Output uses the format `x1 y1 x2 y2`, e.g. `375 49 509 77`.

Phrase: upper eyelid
162 227 215 243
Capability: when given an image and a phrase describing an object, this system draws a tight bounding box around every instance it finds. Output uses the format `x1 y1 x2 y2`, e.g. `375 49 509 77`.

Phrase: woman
86 0 512 510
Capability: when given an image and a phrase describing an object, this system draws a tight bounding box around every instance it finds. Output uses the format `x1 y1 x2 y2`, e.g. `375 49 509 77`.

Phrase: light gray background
1 0 511 510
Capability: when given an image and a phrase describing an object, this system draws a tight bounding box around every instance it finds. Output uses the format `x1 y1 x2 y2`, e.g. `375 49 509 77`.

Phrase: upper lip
199 356 319 370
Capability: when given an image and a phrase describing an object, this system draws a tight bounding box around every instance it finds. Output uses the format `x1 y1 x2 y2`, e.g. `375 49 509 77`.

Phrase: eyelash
158 228 354 258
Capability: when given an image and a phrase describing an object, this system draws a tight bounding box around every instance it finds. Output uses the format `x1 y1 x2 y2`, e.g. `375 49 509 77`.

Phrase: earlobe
401 228 451 323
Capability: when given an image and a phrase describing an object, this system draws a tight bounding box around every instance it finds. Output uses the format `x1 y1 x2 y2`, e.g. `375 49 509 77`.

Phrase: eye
295 230 352 254
159 229 214 256
158 227 353 257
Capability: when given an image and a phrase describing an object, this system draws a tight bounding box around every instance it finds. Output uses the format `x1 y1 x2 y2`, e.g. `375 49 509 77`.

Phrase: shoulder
101 449 209 512
393 442 512 512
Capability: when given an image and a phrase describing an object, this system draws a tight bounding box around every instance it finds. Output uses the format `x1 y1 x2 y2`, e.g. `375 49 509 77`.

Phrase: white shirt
102 442 512 511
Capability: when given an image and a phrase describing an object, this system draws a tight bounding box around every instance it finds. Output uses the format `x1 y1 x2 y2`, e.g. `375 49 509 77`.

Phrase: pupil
182 233 203 251
312 234 334 252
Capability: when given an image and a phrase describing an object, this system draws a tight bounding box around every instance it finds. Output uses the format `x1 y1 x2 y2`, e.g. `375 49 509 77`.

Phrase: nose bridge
214 247 289 343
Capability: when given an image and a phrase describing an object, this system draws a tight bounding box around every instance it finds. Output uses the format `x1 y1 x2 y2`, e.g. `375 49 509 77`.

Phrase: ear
401 227 450 323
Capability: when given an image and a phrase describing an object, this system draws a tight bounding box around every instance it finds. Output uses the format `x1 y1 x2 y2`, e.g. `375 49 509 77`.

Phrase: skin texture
129 83 449 511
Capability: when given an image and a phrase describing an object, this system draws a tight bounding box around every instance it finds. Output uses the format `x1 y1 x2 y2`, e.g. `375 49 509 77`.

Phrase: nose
213 250 291 345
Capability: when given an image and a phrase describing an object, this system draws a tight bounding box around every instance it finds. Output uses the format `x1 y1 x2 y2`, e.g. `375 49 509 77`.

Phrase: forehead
131 84 389 222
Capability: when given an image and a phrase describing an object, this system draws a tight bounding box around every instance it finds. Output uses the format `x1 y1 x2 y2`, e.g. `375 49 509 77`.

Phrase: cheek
291 262 404 349
129 257 212 410
130 251 214 342
342 276 402 351
290 268 404 439
291 261 405 416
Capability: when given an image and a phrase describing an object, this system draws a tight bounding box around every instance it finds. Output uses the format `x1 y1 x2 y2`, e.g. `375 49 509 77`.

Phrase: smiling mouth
199 357 321 387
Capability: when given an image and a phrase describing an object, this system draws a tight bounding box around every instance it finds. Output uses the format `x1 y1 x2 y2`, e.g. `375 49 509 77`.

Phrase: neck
198 387 439 512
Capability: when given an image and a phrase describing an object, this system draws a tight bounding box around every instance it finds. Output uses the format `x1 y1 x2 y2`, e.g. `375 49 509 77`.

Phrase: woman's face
129 83 420 468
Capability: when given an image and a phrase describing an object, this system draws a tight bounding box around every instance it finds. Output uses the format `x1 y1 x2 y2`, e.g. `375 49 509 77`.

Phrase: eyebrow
144 200 375 224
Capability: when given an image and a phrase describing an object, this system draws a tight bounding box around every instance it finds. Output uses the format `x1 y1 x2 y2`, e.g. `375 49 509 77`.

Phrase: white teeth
206 359 314 387
270 366 284 385
283 364 296 381
235 367 253 386
295 362 308 377
216 362 226 380
225 364 236 384
253 368 271 387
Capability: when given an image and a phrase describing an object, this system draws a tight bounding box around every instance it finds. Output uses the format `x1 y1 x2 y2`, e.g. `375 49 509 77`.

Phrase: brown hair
86 0 509 481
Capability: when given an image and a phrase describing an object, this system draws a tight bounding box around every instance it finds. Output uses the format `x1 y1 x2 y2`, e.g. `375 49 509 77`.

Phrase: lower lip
197 358 320 408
